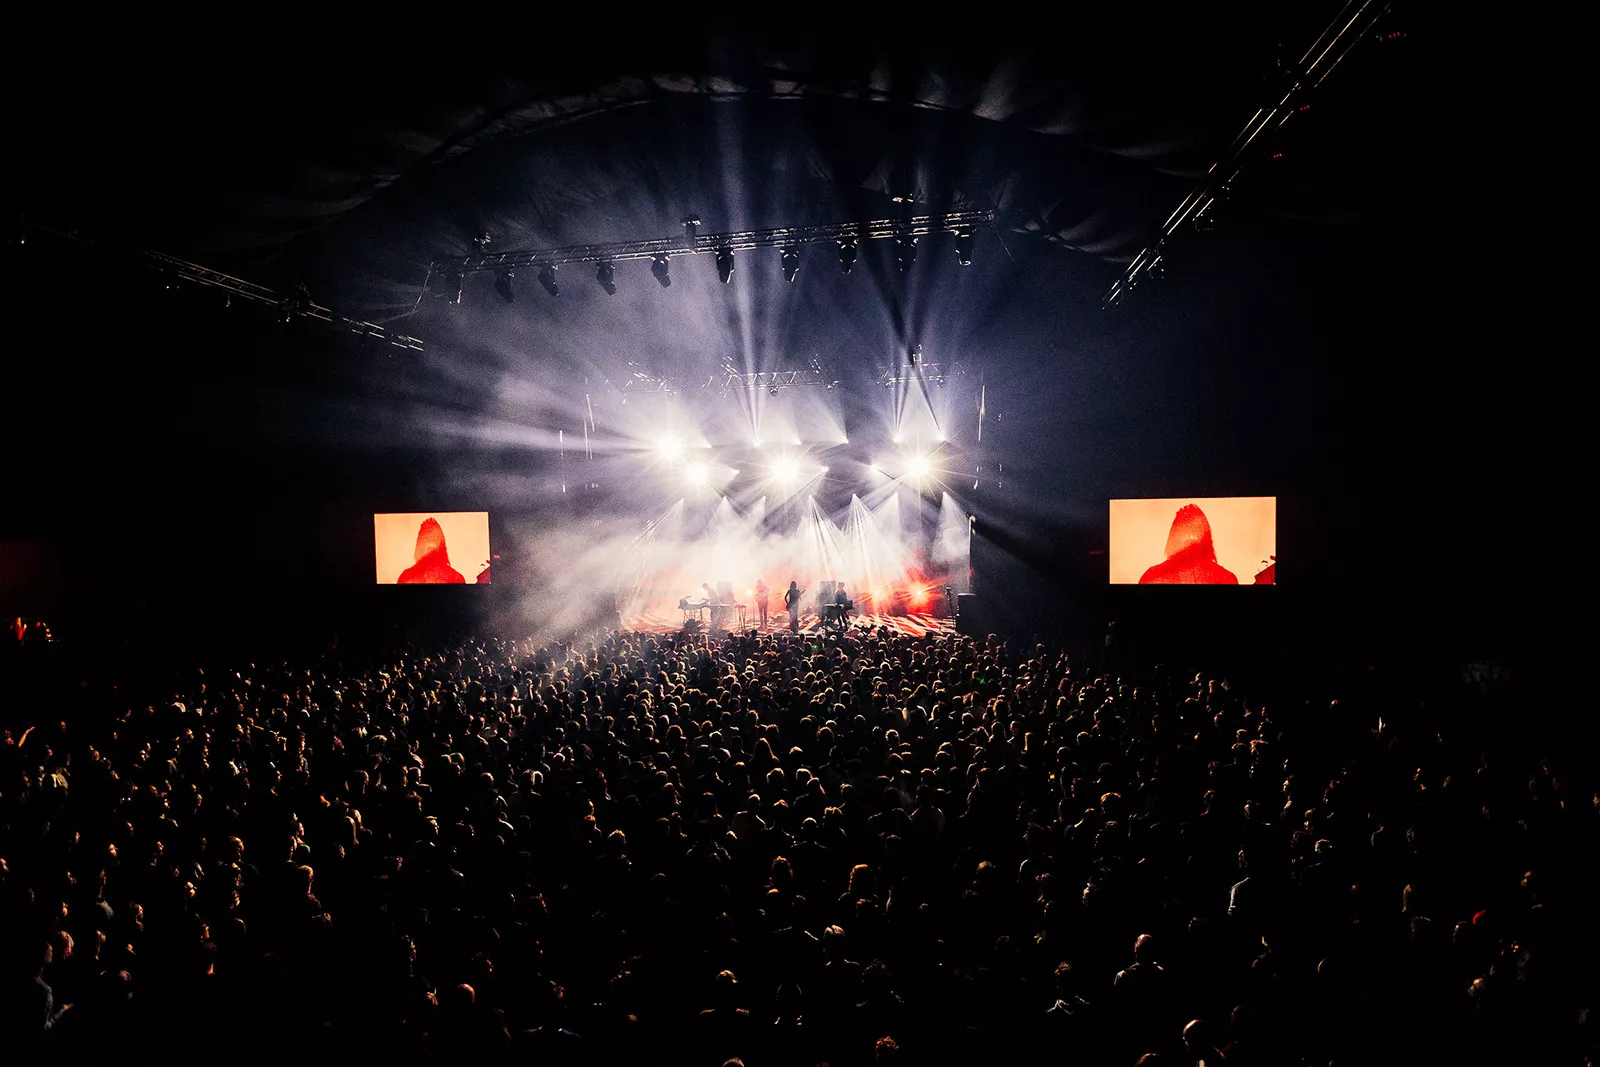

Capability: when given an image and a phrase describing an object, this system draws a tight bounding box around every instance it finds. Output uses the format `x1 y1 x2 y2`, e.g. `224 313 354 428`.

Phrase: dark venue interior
2 6 1591 1065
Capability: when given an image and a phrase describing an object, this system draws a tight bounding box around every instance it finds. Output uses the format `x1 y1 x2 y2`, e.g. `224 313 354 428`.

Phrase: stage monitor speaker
955 593 989 637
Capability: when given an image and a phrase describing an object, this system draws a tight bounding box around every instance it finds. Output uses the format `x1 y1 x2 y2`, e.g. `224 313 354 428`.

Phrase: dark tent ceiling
14 7 1330 309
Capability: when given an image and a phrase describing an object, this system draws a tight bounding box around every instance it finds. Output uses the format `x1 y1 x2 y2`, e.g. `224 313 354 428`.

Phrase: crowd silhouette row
1 627 1592 1064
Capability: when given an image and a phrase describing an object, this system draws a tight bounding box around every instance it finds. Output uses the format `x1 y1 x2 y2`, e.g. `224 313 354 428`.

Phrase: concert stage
622 607 955 638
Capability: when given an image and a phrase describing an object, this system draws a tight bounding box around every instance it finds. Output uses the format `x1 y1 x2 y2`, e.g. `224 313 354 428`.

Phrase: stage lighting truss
878 361 965 387
427 210 996 296
715 361 841 396
1103 0 1391 307
22 222 426 351
613 359 843 398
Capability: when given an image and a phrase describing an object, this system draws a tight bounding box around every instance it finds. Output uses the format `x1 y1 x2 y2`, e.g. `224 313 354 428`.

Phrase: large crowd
1 626 1592 1064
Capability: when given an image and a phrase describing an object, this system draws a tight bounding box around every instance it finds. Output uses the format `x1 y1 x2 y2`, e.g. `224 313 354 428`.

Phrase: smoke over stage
609 490 966 635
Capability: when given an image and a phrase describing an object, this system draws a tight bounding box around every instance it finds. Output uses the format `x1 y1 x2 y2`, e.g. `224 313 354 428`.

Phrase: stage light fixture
651 255 672 287
907 455 932 479
494 269 515 303
685 462 710 487
780 246 801 283
596 261 617 295
774 458 799 485
837 238 858 273
892 432 904 444
896 236 917 273
955 230 975 266
769 386 779 397
537 265 559 297
715 248 735 284
658 437 684 460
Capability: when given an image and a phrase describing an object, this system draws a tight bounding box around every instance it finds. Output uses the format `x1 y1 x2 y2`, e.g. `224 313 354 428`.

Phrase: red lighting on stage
908 582 930 606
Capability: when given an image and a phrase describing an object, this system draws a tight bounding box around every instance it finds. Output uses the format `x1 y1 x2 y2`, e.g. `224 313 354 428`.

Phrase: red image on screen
1139 503 1238 584
1109 497 1276 585
374 512 491 584
398 517 464 584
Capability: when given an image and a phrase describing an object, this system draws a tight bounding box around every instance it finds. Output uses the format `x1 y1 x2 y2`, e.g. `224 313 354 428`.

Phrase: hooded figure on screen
1138 504 1238 585
397 518 466 584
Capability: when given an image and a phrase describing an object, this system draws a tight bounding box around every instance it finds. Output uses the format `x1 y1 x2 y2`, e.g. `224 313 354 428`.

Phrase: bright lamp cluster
654 436 939 492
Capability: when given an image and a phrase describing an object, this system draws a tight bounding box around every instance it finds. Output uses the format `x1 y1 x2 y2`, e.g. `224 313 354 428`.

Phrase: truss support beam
431 211 996 280
29 223 425 350
1104 0 1392 306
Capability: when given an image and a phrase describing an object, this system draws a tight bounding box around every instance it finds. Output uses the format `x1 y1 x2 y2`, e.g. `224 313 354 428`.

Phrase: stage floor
623 608 956 638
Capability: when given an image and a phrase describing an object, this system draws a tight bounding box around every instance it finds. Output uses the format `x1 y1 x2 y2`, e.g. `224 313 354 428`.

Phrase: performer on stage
829 581 850 633
755 578 770 630
703 583 725 630
784 580 804 632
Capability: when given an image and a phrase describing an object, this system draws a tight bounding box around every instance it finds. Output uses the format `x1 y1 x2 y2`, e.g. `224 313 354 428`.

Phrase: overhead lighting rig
610 359 844 398
427 210 996 298
880 361 964 388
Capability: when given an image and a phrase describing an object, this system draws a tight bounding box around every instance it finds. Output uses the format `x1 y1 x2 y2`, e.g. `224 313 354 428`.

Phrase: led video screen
374 512 491 584
1109 497 1276 585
